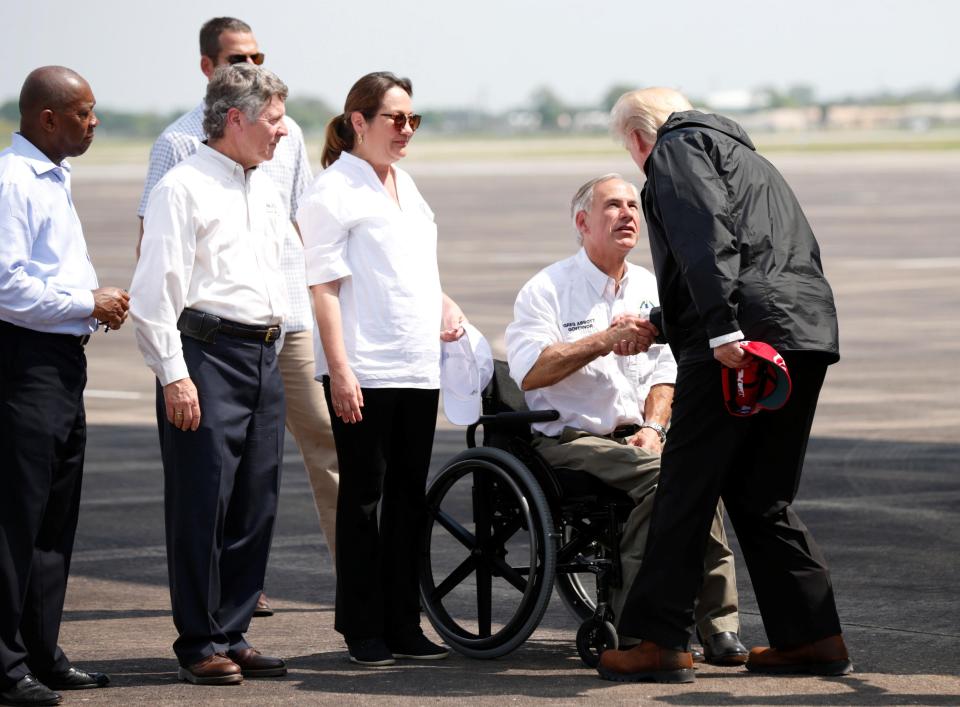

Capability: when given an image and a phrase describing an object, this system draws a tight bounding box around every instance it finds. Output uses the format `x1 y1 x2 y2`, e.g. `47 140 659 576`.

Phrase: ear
200 55 216 79
349 111 366 137
575 210 588 237
225 106 245 131
39 108 57 134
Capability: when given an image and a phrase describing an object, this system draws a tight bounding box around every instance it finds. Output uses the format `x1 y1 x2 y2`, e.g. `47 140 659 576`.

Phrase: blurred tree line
0 96 336 139
3 80 960 138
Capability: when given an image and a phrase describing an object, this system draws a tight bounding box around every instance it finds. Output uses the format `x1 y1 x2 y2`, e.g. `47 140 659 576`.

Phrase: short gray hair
570 174 637 245
203 64 288 140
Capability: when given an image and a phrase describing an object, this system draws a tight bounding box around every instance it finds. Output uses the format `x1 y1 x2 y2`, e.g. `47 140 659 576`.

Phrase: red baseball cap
721 341 792 416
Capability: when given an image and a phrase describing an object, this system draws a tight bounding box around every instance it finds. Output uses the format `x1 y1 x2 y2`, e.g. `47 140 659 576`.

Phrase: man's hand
628 427 663 454
91 287 130 330
163 377 201 431
714 341 750 369
608 314 658 356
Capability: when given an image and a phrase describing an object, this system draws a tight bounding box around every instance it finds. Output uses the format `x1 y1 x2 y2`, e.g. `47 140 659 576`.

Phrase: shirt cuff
709 330 744 348
156 354 190 387
66 287 96 319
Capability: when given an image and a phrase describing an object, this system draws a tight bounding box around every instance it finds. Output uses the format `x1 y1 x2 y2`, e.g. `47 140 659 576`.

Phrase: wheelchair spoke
490 516 522 547
477 561 493 638
488 556 528 593
432 555 479 602
431 507 478 552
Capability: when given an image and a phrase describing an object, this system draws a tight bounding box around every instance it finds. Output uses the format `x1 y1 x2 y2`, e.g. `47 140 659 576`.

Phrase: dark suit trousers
157 333 284 667
0 323 86 688
323 383 439 641
617 352 843 651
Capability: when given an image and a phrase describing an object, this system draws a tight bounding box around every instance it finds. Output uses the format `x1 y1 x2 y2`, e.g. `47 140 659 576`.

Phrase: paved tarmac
43 151 960 704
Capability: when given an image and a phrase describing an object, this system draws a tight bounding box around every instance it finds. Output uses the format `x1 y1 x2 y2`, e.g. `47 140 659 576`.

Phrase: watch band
640 421 667 443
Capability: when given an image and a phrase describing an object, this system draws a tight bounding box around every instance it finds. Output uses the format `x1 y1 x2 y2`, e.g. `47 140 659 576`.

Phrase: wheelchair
419 361 635 667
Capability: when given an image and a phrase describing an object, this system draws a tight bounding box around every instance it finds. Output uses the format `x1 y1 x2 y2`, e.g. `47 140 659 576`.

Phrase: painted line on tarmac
85 389 149 400
83 453 307 474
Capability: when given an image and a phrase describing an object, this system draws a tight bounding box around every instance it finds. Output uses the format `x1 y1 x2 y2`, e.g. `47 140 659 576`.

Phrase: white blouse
297 151 442 388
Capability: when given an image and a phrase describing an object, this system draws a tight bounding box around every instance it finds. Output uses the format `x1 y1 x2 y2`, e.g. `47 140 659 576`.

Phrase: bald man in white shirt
505 174 746 665
130 64 292 686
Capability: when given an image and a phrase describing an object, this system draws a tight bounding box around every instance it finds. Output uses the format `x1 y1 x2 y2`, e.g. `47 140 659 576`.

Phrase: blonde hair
610 87 693 146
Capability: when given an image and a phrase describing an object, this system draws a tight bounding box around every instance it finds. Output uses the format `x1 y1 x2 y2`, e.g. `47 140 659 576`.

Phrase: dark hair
200 17 253 61
321 71 413 168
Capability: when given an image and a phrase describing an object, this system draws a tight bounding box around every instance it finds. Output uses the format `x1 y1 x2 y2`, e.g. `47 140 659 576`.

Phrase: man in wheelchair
504 174 747 665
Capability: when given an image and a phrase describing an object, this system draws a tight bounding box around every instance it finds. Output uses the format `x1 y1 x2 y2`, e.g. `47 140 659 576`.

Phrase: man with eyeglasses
137 16 338 619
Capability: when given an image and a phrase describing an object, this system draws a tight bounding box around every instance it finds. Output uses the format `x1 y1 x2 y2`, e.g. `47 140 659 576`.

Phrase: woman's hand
329 365 364 423
441 292 466 342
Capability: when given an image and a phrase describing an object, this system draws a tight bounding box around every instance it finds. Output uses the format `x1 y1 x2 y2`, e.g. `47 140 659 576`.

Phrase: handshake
606 313 659 357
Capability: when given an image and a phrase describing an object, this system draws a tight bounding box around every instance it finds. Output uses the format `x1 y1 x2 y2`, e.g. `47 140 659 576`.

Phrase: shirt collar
336 151 392 190
10 132 70 177
196 142 248 180
575 247 632 297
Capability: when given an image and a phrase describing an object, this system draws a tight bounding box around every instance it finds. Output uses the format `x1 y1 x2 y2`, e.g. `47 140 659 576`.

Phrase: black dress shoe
689 643 705 663
702 631 749 666
35 667 109 691
0 675 62 705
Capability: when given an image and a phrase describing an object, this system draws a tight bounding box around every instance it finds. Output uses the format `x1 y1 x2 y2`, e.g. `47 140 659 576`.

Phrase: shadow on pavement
73 426 960 681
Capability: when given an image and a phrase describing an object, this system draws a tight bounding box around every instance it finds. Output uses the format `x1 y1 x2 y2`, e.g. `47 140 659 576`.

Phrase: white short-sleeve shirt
505 248 677 436
297 152 442 388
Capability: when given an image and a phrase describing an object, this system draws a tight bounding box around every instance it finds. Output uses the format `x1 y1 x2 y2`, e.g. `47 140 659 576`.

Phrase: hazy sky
2 0 957 113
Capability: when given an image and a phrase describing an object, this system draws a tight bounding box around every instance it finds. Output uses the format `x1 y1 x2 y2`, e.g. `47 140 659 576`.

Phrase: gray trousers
532 428 739 639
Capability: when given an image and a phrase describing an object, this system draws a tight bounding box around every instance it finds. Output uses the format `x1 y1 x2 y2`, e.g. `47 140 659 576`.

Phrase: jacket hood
658 110 755 151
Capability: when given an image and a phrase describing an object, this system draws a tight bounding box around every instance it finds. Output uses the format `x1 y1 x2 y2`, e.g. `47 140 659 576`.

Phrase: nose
90 111 99 129
400 118 414 136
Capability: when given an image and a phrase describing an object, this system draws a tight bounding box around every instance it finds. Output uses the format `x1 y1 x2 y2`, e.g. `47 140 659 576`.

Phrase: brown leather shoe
177 653 243 685
597 641 695 683
746 634 853 676
227 648 287 678
253 592 274 617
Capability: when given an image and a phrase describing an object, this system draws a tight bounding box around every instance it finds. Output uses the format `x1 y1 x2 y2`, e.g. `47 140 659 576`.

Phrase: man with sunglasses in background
136 16 338 619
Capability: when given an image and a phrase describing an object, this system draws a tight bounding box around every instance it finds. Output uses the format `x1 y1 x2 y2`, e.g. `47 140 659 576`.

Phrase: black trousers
0 323 86 688
323 382 439 641
158 333 284 667
618 352 843 651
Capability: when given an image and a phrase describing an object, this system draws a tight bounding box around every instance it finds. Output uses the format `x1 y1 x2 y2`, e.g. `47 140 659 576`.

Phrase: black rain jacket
642 111 839 363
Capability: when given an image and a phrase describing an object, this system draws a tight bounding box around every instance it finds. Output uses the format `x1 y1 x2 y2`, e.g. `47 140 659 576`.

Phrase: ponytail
321 113 355 168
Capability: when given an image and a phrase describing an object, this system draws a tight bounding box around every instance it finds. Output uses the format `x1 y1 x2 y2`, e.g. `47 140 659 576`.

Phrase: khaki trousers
278 329 339 562
533 428 739 638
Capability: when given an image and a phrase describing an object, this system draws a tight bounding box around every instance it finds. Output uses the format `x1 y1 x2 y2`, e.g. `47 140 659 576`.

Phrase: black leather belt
177 307 280 344
78 334 91 346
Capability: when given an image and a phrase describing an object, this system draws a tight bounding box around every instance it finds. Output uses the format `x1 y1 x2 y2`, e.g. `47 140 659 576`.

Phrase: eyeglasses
380 112 422 131
226 52 265 65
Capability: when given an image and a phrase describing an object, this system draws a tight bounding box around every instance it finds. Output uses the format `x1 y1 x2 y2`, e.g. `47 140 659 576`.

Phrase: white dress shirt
0 133 98 335
130 143 289 386
506 248 677 437
297 151 442 388
139 103 314 332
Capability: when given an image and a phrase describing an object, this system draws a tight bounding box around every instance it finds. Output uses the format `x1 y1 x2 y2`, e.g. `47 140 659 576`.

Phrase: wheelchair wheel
420 447 556 659
554 522 599 623
576 617 618 668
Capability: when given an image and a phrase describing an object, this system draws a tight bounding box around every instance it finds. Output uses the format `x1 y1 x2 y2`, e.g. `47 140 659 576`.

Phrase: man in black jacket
597 87 851 683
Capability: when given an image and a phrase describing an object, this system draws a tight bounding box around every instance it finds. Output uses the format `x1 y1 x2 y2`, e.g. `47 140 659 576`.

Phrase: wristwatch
639 421 667 444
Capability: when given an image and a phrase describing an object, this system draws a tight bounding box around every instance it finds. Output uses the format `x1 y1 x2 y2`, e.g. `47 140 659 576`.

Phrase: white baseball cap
440 322 494 426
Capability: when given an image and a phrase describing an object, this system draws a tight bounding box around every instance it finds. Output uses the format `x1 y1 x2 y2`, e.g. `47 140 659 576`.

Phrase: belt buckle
264 327 280 343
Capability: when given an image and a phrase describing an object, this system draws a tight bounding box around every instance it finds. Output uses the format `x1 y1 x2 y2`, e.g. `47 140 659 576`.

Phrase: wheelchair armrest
480 410 560 425
465 409 559 448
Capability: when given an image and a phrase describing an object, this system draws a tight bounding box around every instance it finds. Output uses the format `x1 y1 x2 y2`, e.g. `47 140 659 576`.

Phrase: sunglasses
226 52 265 65
380 112 422 131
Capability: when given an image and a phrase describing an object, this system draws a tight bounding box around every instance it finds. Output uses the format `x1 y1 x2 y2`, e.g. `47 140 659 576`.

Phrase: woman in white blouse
297 72 465 667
